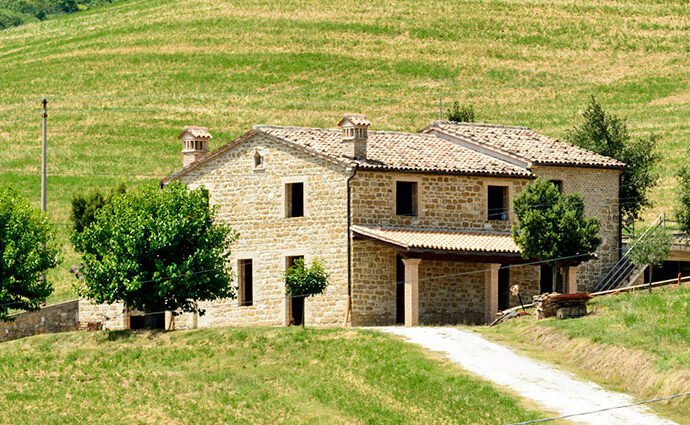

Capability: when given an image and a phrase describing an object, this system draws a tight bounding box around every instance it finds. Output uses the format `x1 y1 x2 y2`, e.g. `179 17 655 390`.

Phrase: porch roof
351 225 521 255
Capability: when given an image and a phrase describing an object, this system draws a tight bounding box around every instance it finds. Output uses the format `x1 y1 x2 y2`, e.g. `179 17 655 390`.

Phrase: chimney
338 113 371 160
179 126 212 167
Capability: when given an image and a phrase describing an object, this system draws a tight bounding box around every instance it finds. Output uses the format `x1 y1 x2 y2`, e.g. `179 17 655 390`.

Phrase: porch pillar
484 263 501 324
567 266 579 294
402 258 421 327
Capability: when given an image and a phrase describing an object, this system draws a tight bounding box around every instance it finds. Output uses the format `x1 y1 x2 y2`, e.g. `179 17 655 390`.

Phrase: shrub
446 101 475 122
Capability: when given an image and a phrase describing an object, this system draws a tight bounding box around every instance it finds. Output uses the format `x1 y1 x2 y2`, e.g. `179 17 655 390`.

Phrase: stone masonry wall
175 133 350 328
350 238 542 325
351 239 398 326
78 299 129 330
0 300 79 342
350 171 530 232
532 166 621 291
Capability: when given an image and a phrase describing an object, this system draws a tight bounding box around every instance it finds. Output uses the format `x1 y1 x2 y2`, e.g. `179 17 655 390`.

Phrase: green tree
285 258 329 327
512 179 601 292
70 181 126 236
627 227 671 292
565 96 660 222
0 186 61 321
74 182 238 325
675 160 690 235
446 101 475 122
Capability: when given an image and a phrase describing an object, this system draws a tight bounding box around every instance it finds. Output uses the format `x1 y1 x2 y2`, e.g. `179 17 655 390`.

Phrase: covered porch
351 225 580 326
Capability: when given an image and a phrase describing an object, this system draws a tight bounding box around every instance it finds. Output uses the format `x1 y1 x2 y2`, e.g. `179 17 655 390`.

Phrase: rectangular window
551 180 563 193
238 259 253 306
286 182 304 217
396 181 418 216
487 186 508 221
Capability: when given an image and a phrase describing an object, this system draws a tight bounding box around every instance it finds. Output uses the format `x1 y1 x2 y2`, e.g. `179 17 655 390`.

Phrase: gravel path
380 327 677 425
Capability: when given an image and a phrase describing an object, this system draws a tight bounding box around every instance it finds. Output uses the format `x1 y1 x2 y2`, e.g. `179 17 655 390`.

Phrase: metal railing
593 213 665 292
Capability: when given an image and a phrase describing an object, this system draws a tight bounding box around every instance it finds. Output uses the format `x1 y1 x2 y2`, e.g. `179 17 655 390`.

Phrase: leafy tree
675 160 690 235
446 101 475 122
565 96 660 222
70 181 126 236
285 258 329 327
627 227 671 292
0 186 61 321
512 179 601 292
74 182 238 324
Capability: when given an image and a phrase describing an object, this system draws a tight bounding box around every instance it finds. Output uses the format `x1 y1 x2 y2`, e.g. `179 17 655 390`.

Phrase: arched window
254 151 264 168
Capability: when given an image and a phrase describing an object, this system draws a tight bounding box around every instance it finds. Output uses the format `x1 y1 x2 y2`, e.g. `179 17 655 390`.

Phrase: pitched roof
255 126 532 177
423 121 626 170
338 113 371 127
351 225 521 255
178 126 212 140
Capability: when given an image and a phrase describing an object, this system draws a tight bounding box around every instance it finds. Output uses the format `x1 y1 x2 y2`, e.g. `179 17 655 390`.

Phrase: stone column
402 258 421 327
567 266 579 294
484 263 501 324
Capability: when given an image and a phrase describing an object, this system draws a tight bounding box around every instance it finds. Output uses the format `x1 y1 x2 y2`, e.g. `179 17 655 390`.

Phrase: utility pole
41 97 47 212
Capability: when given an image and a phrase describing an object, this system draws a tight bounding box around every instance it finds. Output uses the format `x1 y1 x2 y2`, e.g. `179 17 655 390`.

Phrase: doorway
498 265 510 311
396 255 405 324
286 255 305 326
540 264 554 294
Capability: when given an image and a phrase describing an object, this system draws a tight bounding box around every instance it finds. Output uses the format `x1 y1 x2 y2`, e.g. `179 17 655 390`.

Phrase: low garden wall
0 299 80 342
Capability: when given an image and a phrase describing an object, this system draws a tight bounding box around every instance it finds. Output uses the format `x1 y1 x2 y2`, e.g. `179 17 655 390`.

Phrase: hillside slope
480 284 690 422
0 0 689 300
0 327 550 424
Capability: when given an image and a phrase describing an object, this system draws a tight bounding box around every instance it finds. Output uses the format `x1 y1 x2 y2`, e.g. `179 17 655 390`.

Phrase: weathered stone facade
175 133 351 327
350 171 530 232
532 166 621 291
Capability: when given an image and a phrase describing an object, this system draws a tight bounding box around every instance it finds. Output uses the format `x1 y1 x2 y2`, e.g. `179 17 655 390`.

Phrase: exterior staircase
593 213 664 292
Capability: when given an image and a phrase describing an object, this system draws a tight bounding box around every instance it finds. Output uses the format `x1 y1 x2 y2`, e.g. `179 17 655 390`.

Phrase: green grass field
480 284 690 421
1 0 689 301
0 327 556 424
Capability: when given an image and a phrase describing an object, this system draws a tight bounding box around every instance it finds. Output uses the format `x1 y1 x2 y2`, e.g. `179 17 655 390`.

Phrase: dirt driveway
380 327 677 425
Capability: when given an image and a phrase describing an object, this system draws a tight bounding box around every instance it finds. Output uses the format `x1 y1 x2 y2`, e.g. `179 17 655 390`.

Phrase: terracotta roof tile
338 113 371 127
425 121 626 169
256 126 532 177
352 225 521 254
179 126 212 140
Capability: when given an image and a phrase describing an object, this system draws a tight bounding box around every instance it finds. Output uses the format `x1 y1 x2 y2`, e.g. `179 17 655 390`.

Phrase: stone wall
78 300 129 330
176 133 350 327
532 166 621 291
351 239 398 325
350 238 543 325
0 300 79 342
350 171 530 232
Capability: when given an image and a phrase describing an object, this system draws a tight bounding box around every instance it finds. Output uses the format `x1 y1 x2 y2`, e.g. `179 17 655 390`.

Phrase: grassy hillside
480 284 690 421
0 327 555 424
0 0 689 301
0 0 120 30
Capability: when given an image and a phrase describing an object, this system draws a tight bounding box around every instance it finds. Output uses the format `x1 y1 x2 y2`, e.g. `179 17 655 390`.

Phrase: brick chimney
338 113 370 160
179 126 212 167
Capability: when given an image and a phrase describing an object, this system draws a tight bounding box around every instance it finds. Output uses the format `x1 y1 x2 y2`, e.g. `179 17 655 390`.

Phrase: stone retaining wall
0 300 80 342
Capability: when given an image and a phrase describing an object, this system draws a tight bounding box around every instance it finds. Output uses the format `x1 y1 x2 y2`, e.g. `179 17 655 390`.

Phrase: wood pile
533 293 592 320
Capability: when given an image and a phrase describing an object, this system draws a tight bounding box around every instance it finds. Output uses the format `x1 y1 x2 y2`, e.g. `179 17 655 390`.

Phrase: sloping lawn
0 327 551 425
479 284 690 421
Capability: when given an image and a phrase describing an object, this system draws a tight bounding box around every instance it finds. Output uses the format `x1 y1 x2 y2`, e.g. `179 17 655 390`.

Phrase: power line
504 391 690 425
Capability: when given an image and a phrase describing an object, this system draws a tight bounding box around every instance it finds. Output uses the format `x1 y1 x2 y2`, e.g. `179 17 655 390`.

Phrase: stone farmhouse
155 114 625 328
